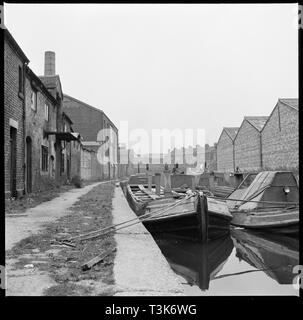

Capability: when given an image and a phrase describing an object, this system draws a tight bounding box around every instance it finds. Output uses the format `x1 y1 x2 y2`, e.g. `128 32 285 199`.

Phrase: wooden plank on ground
81 249 116 271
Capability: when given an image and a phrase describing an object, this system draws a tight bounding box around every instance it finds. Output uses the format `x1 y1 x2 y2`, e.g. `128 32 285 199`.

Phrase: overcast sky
5 4 298 152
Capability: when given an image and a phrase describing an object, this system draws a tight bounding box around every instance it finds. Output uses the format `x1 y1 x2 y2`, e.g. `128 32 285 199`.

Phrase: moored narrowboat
227 171 299 234
123 174 233 241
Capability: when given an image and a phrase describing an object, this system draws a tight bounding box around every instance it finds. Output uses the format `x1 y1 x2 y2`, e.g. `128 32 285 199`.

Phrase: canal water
153 228 299 296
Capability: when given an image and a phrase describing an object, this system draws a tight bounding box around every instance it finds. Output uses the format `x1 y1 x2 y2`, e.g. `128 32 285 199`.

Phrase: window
18 66 23 94
64 123 67 132
41 146 48 172
44 104 49 121
31 91 37 111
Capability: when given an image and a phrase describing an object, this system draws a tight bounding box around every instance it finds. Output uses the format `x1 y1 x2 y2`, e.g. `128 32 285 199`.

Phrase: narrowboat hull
231 209 299 235
123 183 232 241
144 209 232 241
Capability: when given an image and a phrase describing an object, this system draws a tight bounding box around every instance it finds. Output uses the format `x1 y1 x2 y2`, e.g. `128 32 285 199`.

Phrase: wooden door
10 127 17 197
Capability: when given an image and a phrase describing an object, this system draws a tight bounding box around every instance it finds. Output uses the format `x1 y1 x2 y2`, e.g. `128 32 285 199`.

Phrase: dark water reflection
154 229 299 295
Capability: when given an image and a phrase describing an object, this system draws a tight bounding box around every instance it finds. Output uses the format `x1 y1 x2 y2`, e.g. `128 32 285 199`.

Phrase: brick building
24 66 59 192
39 52 81 185
117 144 136 178
216 127 238 172
261 99 298 170
4 29 29 198
170 146 204 173
70 137 82 180
60 112 82 182
80 147 95 180
204 143 217 172
234 116 268 172
63 94 119 180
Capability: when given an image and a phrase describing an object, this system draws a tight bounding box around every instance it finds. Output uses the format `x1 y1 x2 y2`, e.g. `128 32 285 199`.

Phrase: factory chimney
44 51 56 76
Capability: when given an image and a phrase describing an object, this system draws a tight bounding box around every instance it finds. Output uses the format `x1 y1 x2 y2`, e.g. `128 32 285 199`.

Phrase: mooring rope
65 192 196 242
74 194 196 242
209 196 299 206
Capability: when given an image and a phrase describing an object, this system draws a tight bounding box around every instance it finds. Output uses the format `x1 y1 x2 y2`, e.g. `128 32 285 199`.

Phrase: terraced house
24 51 81 192
24 66 59 192
4 29 29 198
4 30 82 196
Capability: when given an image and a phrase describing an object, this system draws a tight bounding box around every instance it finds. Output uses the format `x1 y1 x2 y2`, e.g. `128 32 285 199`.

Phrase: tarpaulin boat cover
228 171 299 211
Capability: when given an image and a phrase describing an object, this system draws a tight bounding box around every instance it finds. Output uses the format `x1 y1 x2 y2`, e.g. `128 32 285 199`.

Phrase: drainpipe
55 97 62 184
23 63 27 194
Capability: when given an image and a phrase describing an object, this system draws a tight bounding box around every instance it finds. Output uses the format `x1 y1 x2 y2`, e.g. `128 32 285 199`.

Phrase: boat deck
129 184 183 203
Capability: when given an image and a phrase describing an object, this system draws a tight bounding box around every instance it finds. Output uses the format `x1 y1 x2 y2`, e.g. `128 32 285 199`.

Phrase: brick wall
234 120 261 172
70 140 81 178
63 95 103 141
217 131 234 172
4 40 25 197
24 73 57 192
63 95 119 179
262 103 298 170
80 148 92 180
205 144 217 172
80 146 104 181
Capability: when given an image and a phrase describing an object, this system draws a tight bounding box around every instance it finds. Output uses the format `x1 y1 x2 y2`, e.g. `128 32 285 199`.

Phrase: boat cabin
227 171 299 211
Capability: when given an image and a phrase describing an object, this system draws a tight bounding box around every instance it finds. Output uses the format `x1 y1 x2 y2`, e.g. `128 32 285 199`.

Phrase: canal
153 228 299 295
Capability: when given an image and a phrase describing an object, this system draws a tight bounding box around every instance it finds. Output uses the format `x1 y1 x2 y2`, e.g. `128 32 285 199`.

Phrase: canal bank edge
112 186 185 296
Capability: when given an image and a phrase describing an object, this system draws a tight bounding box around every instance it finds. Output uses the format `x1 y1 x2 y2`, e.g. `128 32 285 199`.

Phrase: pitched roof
63 94 118 131
279 98 298 111
223 127 239 140
25 66 57 106
39 75 63 100
63 94 103 114
244 116 268 131
62 111 73 125
4 29 30 63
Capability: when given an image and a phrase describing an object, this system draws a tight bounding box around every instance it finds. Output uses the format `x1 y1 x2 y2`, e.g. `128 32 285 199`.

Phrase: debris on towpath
6 182 117 296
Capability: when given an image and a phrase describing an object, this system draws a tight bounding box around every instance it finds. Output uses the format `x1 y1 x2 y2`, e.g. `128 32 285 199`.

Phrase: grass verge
7 181 117 296
5 180 97 215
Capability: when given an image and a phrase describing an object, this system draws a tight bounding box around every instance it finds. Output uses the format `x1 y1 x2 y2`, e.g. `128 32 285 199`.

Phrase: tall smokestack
44 51 56 76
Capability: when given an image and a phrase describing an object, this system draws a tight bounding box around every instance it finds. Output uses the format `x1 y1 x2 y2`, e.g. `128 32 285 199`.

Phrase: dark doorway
50 155 55 178
67 159 70 180
26 136 32 193
10 127 17 197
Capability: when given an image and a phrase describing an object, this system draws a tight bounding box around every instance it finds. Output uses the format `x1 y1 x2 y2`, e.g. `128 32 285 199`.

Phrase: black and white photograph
1 2 301 303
